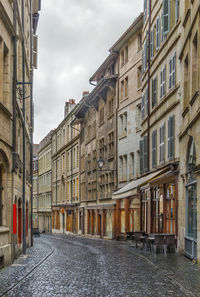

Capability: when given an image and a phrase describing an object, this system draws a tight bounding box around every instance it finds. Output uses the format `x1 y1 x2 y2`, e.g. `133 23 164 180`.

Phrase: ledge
0 227 10 234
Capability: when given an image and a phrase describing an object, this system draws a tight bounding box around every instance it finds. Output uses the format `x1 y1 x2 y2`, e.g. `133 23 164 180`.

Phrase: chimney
64 99 76 118
83 91 89 98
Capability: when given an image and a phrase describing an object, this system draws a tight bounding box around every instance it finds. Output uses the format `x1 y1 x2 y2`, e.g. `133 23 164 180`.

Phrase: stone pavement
0 234 199 297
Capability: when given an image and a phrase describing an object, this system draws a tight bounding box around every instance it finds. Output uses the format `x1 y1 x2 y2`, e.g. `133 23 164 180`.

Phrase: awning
112 169 165 200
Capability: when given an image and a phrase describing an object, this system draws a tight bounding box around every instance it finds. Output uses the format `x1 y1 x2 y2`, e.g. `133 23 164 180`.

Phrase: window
163 0 170 36
159 124 165 163
144 0 147 22
140 135 148 174
108 131 114 158
125 46 128 63
120 80 124 100
137 66 142 89
184 55 189 109
169 53 176 89
138 33 142 51
99 107 104 125
121 50 124 67
152 76 158 108
168 115 175 159
156 17 160 50
108 98 114 116
141 94 145 120
119 112 127 137
123 155 127 181
99 138 105 159
150 29 154 59
175 0 179 22
160 65 166 99
125 77 128 98
119 156 123 182
141 87 148 119
152 130 157 168
192 33 198 97
129 153 134 179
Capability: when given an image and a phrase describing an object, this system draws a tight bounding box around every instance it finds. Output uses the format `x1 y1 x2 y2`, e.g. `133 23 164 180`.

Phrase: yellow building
52 100 80 234
38 132 53 233
0 0 40 266
178 0 200 262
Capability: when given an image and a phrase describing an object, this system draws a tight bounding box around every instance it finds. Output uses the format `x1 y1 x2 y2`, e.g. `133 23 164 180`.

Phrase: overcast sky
33 0 143 144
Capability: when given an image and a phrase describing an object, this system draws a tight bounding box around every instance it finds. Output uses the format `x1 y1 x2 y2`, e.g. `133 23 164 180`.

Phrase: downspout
30 0 34 247
147 0 151 172
11 0 17 262
22 0 26 255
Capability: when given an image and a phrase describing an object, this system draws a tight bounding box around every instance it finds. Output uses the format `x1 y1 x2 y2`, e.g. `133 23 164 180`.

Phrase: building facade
37 132 53 233
178 0 200 262
33 144 39 229
0 0 40 266
74 54 118 239
52 100 80 234
110 14 143 237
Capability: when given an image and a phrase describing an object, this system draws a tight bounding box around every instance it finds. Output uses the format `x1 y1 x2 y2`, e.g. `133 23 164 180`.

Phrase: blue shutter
163 0 170 35
142 94 145 119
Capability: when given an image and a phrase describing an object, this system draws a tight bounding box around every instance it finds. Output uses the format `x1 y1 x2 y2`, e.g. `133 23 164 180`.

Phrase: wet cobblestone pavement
0 234 200 297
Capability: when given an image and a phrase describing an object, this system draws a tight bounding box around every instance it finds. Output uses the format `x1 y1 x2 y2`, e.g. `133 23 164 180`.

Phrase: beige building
33 144 39 229
0 0 40 266
37 132 53 233
178 0 200 262
52 100 80 234
111 14 143 237
74 54 118 239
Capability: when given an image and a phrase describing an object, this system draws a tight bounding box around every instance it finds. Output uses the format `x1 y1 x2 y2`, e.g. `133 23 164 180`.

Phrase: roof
109 13 143 53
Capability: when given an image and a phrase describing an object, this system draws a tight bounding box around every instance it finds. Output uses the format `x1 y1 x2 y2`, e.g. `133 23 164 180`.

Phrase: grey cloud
33 0 142 143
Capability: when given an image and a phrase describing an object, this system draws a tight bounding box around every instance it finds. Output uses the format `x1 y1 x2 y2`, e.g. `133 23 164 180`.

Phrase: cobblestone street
0 235 200 297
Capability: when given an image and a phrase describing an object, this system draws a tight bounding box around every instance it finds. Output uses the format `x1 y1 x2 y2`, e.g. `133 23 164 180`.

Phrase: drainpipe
30 0 33 247
147 0 151 172
11 0 17 263
22 0 26 255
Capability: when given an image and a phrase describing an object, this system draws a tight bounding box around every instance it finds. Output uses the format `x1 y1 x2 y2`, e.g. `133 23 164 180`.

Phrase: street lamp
98 157 104 170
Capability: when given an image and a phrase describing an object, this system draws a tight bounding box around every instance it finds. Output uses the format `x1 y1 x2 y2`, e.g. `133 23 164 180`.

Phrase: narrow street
0 235 200 297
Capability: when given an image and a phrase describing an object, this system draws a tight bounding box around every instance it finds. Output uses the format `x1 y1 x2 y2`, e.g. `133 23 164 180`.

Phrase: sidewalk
128 243 200 297
0 236 53 297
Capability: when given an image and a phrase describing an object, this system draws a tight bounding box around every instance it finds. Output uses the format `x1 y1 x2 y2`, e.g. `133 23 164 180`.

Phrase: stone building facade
178 0 200 262
52 100 80 234
74 54 118 239
0 0 40 266
110 14 143 237
37 132 53 233
33 144 39 229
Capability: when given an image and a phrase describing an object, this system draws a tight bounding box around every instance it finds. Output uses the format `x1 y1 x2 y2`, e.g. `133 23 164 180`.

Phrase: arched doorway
185 138 197 260
18 199 22 244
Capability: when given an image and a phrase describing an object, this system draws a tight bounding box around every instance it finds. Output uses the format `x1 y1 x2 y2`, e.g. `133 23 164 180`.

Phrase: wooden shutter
144 0 147 22
160 124 165 163
150 29 154 59
163 65 166 95
163 0 170 35
156 17 160 50
144 136 148 171
142 94 145 119
172 53 176 86
140 140 144 174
